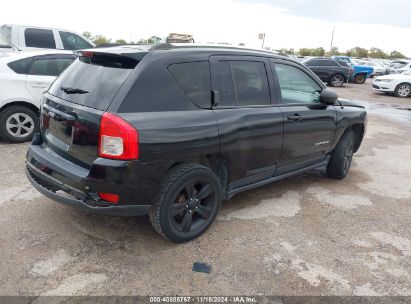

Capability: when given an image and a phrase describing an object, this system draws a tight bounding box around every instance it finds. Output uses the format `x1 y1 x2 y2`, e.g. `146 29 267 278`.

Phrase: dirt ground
0 80 410 297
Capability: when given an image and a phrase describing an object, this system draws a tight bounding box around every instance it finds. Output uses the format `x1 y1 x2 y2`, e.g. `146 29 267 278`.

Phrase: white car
372 71 411 98
366 61 387 77
0 50 75 142
390 62 411 74
1 24 94 57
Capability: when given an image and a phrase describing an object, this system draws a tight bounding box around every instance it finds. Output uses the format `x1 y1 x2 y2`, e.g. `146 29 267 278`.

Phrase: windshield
0 26 11 46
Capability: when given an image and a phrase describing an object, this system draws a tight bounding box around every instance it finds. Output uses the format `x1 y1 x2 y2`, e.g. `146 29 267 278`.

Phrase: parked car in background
0 25 94 57
166 33 195 43
389 61 411 74
372 71 411 97
302 57 352 87
0 50 75 142
361 61 387 77
332 56 373 84
26 44 366 242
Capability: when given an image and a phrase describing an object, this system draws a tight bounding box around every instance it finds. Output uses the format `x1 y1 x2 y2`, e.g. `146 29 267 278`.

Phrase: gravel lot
0 80 410 297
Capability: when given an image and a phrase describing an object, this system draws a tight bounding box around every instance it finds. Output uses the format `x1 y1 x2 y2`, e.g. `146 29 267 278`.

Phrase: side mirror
320 88 338 105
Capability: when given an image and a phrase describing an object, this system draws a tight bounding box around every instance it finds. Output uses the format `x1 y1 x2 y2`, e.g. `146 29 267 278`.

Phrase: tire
0 105 39 143
149 163 222 243
329 74 345 87
353 73 366 84
327 130 355 179
394 83 411 98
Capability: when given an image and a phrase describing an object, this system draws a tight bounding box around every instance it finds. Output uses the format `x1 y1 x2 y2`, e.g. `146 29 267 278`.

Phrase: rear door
25 54 75 103
305 59 328 81
42 52 139 167
210 55 283 188
270 59 337 171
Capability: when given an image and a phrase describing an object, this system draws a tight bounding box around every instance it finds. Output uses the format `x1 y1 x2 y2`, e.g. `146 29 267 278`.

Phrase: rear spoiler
74 49 148 61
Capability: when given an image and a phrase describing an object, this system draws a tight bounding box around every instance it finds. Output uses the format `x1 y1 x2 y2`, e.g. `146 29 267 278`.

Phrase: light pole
330 27 335 53
259 33 266 49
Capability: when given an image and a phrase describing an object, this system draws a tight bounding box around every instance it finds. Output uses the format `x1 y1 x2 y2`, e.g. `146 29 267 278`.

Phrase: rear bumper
26 143 152 216
26 164 151 216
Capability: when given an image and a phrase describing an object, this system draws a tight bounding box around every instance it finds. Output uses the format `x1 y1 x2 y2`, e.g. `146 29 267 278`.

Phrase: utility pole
262 33 266 49
259 33 266 49
330 27 335 53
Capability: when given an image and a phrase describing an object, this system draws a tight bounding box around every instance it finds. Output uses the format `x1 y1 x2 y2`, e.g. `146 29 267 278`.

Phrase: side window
28 57 75 77
213 60 271 107
24 28 56 49
216 60 236 106
231 61 271 106
168 61 211 108
325 60 338 66
305 59 317 66
7 57 33 74
59 31 92 50
274 63 322 105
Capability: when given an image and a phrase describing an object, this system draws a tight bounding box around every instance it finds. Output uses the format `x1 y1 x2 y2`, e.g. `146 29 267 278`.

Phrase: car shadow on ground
46 168 334 249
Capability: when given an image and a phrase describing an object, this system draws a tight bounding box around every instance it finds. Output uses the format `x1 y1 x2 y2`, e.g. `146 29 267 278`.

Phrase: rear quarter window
7 57 33 74
168 61 211 109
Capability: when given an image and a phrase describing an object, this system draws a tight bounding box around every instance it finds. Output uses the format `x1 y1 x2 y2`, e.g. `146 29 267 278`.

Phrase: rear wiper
61 86 89 94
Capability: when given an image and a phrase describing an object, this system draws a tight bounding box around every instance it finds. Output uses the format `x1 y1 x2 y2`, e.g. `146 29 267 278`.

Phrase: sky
1 0 411 56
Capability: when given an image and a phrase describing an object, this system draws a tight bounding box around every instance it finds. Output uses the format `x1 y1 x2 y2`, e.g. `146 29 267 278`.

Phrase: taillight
98 112 139 160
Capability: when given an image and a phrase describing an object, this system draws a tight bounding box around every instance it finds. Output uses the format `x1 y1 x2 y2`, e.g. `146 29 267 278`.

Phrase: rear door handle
287 114 303 121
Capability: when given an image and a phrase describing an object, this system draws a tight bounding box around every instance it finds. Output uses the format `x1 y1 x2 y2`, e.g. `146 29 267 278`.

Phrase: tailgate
42 94 103 167
41 51 139 167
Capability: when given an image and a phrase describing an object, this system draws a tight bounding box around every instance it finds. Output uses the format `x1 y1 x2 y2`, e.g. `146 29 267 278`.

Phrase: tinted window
231 61 270 106
324 59 338 66
305 59 321 66
25 28 56 49
59 31 92 50
7 57 33 74
28 57 75 77
274 63 321 104
49 54 137 110
214 60 270 107
217 61 236 106
168 61 211 108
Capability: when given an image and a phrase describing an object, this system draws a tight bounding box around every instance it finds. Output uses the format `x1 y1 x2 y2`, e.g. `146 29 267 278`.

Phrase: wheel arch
342 123 365 153
166 153 230 197
0 101 40 116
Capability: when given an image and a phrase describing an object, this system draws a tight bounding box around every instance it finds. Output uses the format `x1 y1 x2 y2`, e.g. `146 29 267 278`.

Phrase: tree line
82 32 162 46
278 46 407 59
82 32 408 59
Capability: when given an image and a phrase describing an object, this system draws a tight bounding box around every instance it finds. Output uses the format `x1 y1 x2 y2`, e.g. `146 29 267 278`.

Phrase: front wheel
329 74 345 87
394 83 411 98
0 105 39 143
149 163 222 243
353 73 366 84
327 131 355 179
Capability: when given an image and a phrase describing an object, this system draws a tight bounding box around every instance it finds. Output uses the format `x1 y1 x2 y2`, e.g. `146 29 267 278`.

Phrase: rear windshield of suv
48 53 138 110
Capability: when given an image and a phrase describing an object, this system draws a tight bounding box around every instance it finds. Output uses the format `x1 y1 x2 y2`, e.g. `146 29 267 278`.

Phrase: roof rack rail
149 43 279 55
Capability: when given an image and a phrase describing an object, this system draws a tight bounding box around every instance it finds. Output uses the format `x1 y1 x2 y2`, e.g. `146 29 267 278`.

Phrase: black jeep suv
26 44 366 242
303 57 353 87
